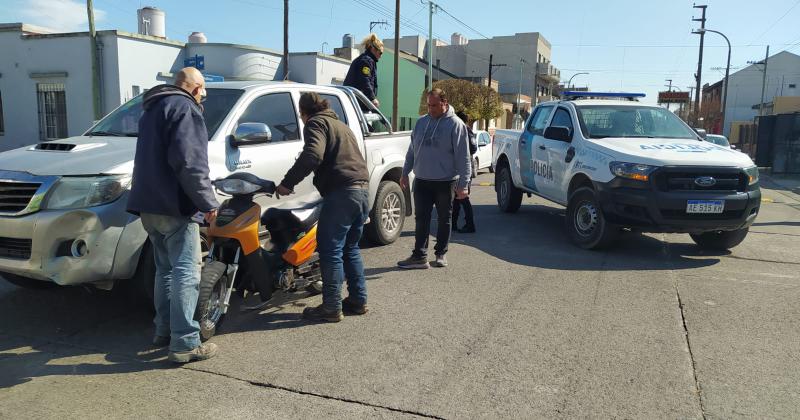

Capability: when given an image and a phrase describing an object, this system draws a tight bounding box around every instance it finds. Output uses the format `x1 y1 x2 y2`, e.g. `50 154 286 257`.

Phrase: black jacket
280 109 369 196
343 51 379 101
127 84 219 217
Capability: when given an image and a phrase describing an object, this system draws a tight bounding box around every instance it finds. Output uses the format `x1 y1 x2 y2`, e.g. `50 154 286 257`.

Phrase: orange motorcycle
195 172 322 340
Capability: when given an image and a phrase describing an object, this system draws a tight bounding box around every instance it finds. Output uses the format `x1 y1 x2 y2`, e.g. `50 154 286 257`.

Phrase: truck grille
655 169 746 193
0 181 42 213
0 237 32 259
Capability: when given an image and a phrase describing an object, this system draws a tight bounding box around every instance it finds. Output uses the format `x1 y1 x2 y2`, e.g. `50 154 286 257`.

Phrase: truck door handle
520 139 526 144
538 145 546 150
565 146 575 163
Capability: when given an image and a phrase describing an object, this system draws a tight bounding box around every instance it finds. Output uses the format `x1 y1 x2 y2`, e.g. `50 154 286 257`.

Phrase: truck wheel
195 260 228 342
472 158 478 179
496 165 522 213
132 242 156 308
690 228 749 250
366 180 405 245
1 273 56 289
566 187 618 250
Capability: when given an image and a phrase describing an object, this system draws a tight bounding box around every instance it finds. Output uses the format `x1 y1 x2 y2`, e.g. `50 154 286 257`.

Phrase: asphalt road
1 171 798 419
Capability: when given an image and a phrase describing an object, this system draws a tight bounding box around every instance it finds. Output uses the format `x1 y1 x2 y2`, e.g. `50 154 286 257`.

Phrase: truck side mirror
232 123 272 147
544 126 572 142
693 128 707 139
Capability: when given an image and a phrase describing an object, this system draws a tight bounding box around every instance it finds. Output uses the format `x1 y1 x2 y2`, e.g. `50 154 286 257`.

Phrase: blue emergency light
562 91 646 101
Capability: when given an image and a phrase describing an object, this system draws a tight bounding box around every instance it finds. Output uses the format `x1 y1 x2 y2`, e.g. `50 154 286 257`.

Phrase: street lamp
566 72 589 89
694 28 731 135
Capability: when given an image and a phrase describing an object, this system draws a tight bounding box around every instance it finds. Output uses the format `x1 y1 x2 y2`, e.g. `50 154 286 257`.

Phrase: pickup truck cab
0 82 411 291
492 92 760 250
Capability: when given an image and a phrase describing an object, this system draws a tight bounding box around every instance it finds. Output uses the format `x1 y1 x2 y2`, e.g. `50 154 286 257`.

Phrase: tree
419 79 504 125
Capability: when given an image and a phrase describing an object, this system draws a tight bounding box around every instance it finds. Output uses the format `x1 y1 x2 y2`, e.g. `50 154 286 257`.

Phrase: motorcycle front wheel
195 260 228 341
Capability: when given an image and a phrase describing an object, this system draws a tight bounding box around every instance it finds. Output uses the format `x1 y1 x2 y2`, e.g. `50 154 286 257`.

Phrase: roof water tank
188 31 207 43
342 34 355 48
137 7 166 38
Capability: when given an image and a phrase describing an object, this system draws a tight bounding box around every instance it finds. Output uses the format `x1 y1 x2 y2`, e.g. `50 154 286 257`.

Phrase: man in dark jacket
128 67 219 363
277 92 370 322
343 34 383 107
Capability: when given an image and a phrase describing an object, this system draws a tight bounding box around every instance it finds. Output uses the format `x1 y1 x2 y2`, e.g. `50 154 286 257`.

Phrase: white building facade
723 51 800 137
0 23 351 152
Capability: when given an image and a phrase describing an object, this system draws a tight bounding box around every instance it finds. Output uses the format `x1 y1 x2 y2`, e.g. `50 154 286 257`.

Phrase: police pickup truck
492 92 761 250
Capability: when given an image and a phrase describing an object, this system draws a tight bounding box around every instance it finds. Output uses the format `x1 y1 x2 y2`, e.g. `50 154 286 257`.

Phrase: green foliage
418 79 504 123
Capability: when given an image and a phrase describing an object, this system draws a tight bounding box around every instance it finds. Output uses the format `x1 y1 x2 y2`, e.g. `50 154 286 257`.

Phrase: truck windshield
575 105 698 140
86 88 244 139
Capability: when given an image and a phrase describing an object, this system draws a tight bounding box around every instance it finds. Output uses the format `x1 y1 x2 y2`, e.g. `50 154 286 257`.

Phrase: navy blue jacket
127 84 219 217
343 51 379 101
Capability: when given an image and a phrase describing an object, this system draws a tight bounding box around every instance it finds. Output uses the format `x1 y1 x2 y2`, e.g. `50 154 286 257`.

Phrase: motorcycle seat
262 200 322 232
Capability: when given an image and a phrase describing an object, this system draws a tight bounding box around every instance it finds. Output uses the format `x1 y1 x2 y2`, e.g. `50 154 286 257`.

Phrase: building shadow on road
0 284 181 389
446 204 721 271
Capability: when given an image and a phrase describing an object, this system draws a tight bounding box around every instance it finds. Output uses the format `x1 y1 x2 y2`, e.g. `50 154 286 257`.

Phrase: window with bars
36 83 68 140
0 90 4 135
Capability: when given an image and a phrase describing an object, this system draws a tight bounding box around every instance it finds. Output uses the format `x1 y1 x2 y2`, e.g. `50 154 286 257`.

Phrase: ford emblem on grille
694 176 717 187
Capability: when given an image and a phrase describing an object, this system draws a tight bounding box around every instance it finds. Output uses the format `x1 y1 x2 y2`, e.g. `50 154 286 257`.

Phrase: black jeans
413 179 456 258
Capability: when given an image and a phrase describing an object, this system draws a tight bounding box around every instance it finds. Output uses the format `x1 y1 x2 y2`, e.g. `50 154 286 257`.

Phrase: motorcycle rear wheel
195 260 228 341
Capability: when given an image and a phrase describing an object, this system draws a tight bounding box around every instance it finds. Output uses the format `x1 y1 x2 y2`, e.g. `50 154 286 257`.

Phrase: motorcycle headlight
42 175 132 210
609 162 659 182
744 166 759 185
214 178 261 195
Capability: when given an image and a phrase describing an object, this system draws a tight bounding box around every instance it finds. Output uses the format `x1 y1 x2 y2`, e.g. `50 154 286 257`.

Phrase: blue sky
3 0 800 104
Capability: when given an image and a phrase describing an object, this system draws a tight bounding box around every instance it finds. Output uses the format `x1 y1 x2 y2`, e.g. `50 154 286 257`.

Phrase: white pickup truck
0 82 411 293
492 92 761 250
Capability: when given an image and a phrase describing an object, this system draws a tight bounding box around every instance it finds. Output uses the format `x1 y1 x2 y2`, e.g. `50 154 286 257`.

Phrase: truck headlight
42 175 132 210
609 162 659 182
744 166 759 185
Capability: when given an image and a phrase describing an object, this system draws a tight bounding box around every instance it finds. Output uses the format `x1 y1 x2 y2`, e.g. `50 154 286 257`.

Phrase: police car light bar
562 91 646 101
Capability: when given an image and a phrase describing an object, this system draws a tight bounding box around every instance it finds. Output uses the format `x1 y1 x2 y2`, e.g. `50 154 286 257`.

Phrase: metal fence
755 113 800 174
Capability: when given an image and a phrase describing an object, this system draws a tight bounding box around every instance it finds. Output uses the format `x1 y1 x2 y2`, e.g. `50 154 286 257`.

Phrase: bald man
128 67 219 363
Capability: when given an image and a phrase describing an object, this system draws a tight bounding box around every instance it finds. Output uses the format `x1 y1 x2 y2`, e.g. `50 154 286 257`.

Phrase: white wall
187 43 280 81
723 51 800 136
287 54 349 85
0 30 94 151
116 35 184 103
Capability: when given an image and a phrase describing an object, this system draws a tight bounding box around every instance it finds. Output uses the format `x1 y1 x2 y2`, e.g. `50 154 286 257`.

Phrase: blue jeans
317 187 370 312
140 213 202 352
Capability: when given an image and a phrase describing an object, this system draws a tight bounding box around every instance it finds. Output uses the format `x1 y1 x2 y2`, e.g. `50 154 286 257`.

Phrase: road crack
721 255 800 265
663 240 707 420
184 366 445 419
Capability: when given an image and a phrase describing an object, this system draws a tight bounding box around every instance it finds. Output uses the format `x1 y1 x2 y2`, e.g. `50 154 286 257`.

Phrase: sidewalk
759 169 800 194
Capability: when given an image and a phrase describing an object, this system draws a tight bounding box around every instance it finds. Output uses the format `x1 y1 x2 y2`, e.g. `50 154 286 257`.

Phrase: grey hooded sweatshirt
402 105 472 190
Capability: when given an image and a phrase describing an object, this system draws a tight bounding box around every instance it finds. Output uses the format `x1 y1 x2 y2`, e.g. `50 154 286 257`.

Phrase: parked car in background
706 134 733 149
472 130 494 177
0 82 412 295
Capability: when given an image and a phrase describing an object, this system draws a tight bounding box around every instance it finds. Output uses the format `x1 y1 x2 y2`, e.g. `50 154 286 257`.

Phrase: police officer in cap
344 33 383 107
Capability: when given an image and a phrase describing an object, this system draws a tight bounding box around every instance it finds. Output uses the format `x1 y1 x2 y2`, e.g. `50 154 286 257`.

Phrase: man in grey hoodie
398 88 471 269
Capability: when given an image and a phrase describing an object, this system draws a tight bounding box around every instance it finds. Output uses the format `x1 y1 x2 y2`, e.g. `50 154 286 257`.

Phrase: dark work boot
342 297 368 315
302 304 344 322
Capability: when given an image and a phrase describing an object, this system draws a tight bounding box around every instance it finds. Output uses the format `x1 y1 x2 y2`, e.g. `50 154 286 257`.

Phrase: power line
747 0 800 45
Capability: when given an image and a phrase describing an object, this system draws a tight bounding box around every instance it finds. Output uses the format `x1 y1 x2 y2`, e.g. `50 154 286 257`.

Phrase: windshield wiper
87 130 124 137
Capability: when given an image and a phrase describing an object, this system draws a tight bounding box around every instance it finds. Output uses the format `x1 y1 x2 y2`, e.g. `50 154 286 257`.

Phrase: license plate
686 200 725 214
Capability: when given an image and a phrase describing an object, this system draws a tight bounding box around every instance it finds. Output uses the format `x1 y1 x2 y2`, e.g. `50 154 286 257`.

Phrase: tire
1 273 57 289
195 260 228 342
496 165 522 213
366 180 406 245
132 242 156 308
565 187 618 250
690 228 749 250
471 158 478 179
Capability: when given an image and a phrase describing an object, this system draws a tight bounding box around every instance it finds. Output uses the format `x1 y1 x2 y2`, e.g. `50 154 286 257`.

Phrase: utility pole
692 4 707 126
426 1 437 90
665 79 673 91
516 58 525 129
87 0 102 120
392 0 400 129
759 45 769 118
283 0 289 80
486 54 506 129
370 20 388 33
